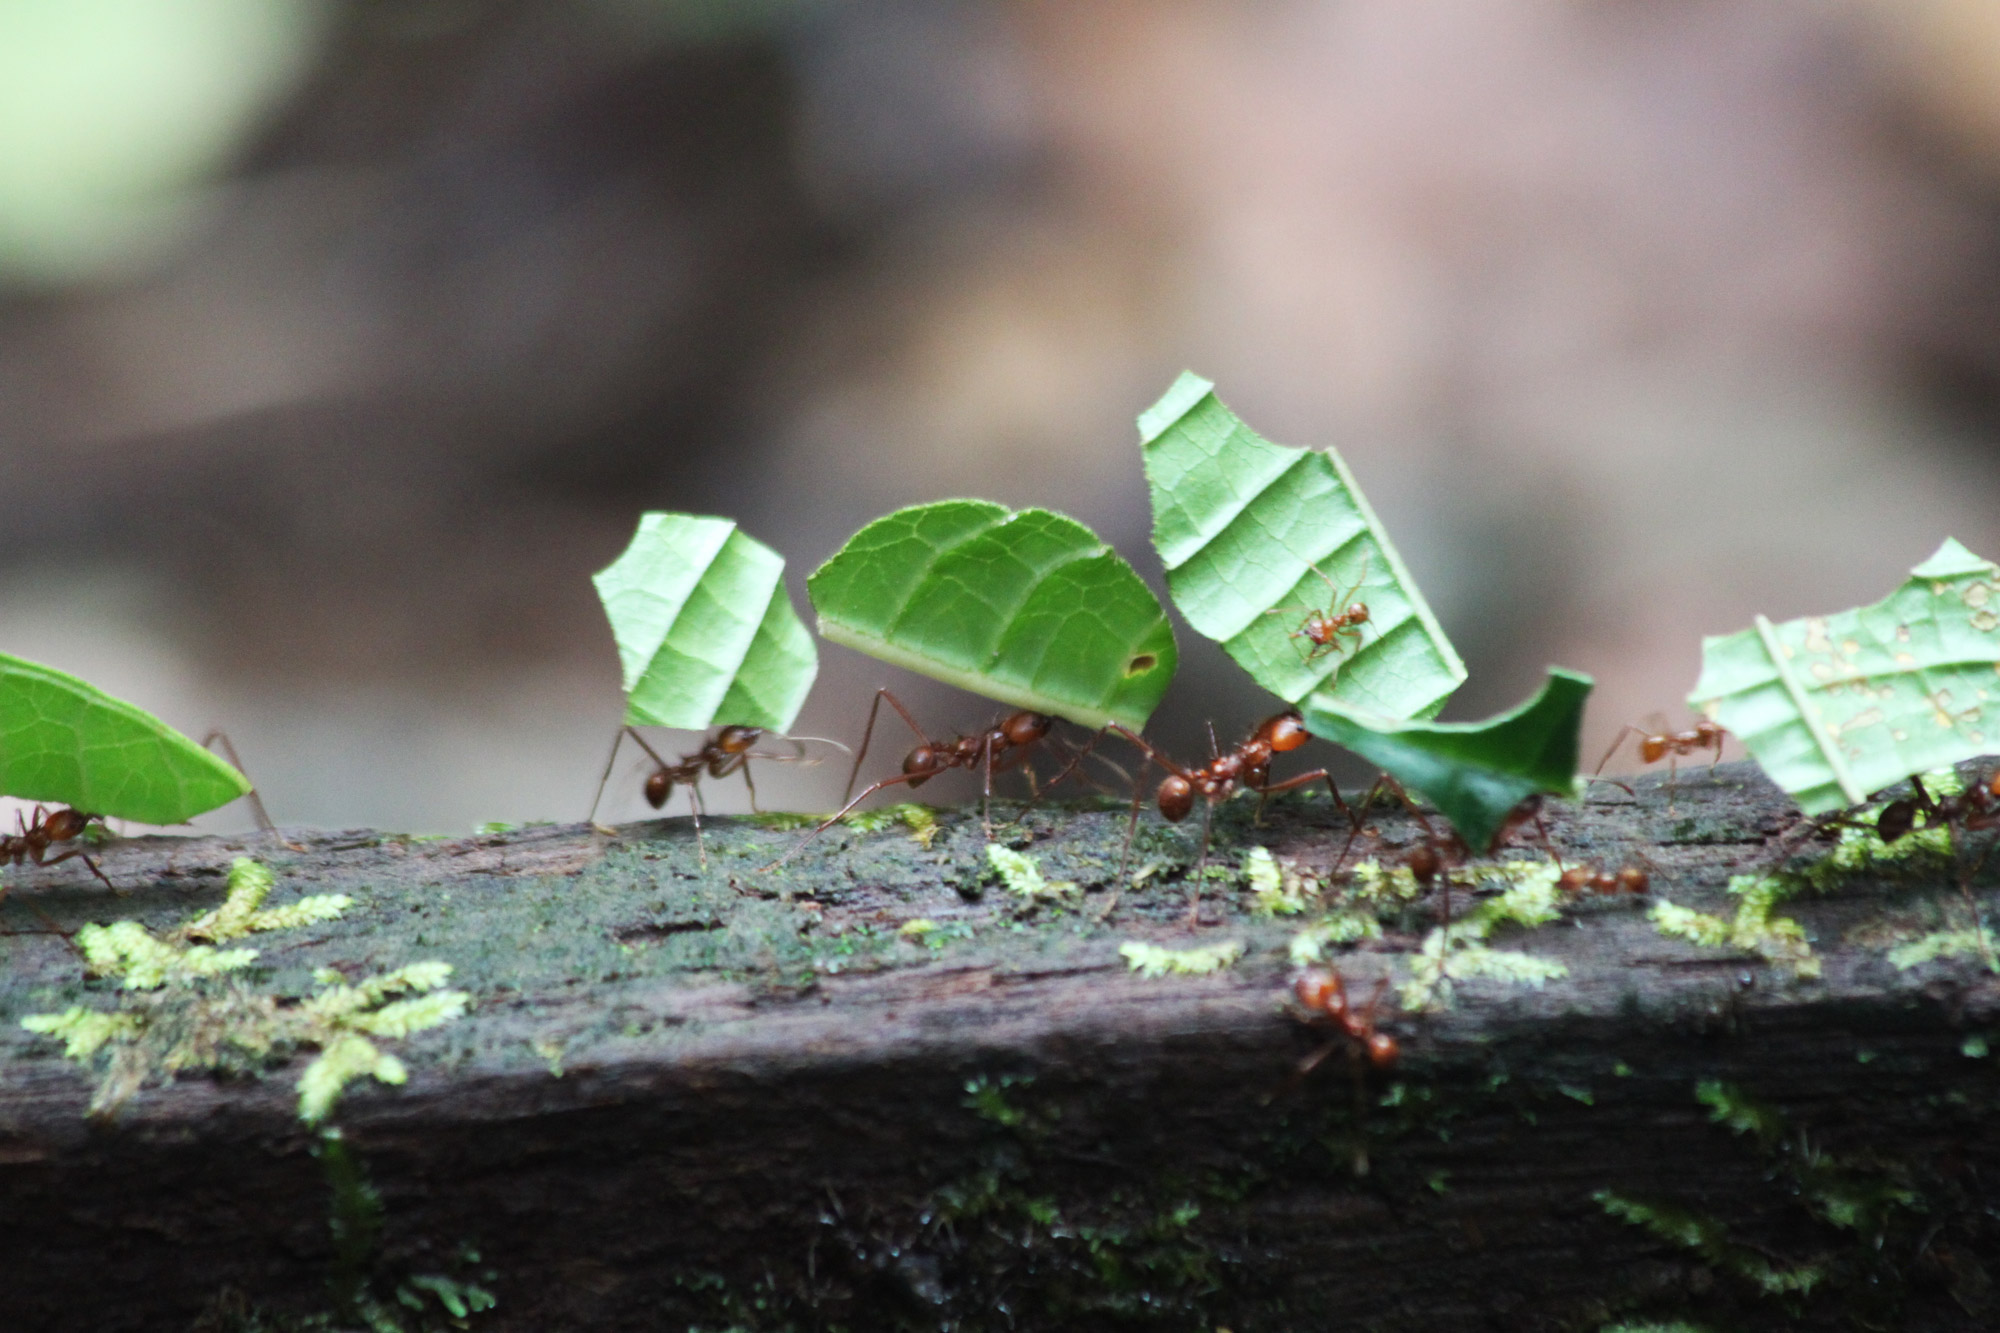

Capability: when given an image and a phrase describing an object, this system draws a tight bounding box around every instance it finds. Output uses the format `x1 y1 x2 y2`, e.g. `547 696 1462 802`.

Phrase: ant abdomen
644 770 675 808
902 745 941 787
1157 774 1195 822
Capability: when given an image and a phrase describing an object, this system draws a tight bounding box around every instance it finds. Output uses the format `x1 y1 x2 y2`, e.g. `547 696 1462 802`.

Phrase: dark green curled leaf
808 500 1177 731
593 513 817 732
0 653 251 824
1303 669 1591 853
1139 372 1465 718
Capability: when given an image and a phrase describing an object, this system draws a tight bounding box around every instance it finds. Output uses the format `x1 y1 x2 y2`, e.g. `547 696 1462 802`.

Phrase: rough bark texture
2 764 1998 1331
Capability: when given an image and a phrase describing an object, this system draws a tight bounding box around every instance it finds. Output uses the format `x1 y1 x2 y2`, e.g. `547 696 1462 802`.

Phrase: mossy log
2 764 1998 1331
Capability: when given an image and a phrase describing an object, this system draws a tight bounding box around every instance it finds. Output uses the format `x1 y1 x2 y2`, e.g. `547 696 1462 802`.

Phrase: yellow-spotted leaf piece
1139 372 1465 718
809 501 1176 731
0 653 250 825
1690 538 2000 813
594 513 817 732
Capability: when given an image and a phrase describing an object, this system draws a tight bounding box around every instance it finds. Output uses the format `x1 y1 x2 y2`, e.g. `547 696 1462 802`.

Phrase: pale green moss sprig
1887 925 2000 972
1649 874 1818 978
1399 861 1569 1010
1244 847 1317 916
20 858 469 1123
1119 939 1243 977
1595 1190 1824 1297
987 844 1077 904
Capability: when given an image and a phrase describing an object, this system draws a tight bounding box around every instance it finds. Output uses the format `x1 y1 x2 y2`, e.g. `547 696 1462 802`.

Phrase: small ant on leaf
1110 709 1347 921
2 805 112 890
1266 551 1372 670
762 689 1100 870
1293 967 1398 1070
590 724 829 866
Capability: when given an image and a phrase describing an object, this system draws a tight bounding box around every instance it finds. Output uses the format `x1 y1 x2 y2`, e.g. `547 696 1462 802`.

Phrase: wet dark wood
1 764 1996 1331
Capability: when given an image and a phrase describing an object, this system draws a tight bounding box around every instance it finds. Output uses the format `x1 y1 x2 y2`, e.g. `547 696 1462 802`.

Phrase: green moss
1118 939 1244 977
1399 860 1569 1010
19 859 468 1122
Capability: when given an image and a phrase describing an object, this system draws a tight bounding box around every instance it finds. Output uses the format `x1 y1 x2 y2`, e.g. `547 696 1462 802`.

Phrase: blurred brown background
8 0 2000 833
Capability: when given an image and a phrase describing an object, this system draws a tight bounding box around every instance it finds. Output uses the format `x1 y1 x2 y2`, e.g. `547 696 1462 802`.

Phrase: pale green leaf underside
1689 537 2000 814
1139 372 1465 718
592 513 817 732
1304 668 1591 853
808 500 1177 731
0 653 251 824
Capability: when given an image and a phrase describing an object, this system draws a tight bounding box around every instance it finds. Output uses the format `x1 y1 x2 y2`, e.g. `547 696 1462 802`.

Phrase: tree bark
1 764 1996 1331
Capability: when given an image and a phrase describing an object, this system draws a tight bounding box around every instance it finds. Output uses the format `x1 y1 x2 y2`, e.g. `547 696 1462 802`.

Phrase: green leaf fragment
1138 372 1465 716
0 651 251 824
1304 668 1591 852
1689 537 2000 813
593 513 817 732
809 500 1177 731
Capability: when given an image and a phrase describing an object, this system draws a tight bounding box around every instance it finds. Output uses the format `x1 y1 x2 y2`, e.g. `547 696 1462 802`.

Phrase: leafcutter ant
2 805 112 890
1594 719 1727 789
1875 769 2000 846
1293 967 1399 1069
1266 551 1371 670
1109 710 1347 922
762 689 1099 870
589 724 828 867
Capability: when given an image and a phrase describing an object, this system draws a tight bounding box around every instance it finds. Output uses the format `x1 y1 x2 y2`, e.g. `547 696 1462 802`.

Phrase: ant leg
1591 725 1644 779
725 751 761 815
34 846 115 892
688 782 709 871
1016 727 1108 824
757 771 926 872
200 731 279 839
1185 801 1213 926
843 689 932 805
587 727 630 827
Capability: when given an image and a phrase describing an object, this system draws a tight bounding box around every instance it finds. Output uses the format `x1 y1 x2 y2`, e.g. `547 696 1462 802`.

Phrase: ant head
1002 712 1053 747
644 770 674 809
1365 1032 1399 1068
716 726 763 754
1345 603 1369 624
1260 711 1309 753
1157 774 1195 822
903 744 943 787
1614 866 1649 895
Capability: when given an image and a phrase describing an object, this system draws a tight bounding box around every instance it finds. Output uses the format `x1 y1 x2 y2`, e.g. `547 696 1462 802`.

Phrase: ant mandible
1110 709 1347 921
764 689 1096 870
589 724 819 866
1266 551 1371 670
2 805 112 890
1293 967 1399 1070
